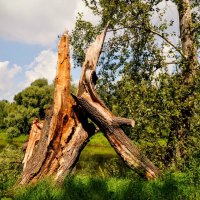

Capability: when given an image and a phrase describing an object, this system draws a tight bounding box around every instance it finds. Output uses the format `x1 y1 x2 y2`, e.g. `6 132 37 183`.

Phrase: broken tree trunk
20 31 95 184
21 27 159 185
73 26 159 179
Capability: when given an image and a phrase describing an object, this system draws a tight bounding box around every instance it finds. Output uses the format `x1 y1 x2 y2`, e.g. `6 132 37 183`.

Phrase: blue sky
0 0 179 101
0 0 99 101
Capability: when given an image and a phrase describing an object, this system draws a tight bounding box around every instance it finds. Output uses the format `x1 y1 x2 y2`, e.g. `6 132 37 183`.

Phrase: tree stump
20 27 159 185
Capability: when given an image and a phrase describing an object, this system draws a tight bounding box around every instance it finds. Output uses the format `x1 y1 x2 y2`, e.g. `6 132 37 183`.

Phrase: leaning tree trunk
20 27 159 185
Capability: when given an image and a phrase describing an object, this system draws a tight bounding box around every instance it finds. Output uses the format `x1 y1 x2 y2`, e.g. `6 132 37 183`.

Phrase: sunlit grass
1 132 200 200
88 132 111 147
13 172 200 200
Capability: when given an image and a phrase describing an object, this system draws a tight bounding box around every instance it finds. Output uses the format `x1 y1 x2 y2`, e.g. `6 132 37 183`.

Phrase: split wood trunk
20 27 159 184
20 32 94 184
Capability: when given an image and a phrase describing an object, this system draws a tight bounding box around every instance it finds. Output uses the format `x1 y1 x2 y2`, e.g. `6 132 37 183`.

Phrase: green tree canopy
72 0 200 169
0 100 9 129
2 79 54 137
14 78 53 119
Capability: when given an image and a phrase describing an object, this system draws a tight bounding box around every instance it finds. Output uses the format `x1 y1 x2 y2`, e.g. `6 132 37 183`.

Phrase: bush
0 145 22 199
7 127 21 139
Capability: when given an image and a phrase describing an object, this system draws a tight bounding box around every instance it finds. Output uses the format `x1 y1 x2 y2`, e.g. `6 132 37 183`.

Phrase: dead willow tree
20 27 159 185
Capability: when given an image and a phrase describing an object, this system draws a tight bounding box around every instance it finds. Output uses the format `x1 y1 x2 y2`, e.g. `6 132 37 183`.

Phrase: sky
0 0 100 101
0 0 179 101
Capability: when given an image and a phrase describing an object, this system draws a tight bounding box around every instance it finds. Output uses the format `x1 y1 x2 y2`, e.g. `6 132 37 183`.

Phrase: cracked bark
21 27 158 185
20 31 95 184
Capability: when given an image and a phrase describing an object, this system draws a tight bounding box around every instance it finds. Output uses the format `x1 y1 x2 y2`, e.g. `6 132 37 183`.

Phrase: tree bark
178 0 199 83
20 31 95 184
21 27 159 184
72 26 158 179
165 0 199 168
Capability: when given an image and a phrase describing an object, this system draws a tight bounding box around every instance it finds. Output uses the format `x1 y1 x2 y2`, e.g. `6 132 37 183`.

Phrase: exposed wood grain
21 25 158 185
20 31 94 184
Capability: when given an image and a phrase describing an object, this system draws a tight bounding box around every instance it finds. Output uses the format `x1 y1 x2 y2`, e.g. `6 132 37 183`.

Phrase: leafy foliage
0 100 9 129
72 0 200 170
14 78 53 119
0 79 54 137
0 145 23 199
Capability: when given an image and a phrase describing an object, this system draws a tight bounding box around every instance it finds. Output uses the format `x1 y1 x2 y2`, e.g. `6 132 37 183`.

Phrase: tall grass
1 132 200 200
0 145 23 198
14 172 200 200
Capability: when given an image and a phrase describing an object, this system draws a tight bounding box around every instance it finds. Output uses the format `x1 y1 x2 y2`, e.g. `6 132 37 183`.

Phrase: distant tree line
0 79 54 138
0 78 78 139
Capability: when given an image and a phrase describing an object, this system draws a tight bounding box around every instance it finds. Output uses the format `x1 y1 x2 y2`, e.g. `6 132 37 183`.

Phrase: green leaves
14 78 53 119
7 127 21 139
0 79 53 137
72 0 200 169
71 13 101 67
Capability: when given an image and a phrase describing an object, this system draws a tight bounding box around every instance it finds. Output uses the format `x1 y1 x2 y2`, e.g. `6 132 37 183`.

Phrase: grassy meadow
0 132 200 200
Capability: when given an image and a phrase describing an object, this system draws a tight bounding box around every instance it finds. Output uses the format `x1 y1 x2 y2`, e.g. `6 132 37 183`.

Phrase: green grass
1 132 200 200
88 132 111 147
81 145 116 157
75 132 126 177
0 131 27 198
13 172 200 200
0 144 23 199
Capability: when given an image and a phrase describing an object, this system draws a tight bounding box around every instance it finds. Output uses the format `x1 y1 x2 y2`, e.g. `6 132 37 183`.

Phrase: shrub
7 127 21 139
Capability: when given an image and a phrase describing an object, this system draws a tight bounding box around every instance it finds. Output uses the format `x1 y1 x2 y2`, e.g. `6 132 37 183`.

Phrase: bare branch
146 29 186 59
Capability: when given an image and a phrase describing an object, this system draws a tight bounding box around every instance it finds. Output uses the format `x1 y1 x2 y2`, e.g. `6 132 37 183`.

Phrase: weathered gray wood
72 92 159 179
73 25 159 179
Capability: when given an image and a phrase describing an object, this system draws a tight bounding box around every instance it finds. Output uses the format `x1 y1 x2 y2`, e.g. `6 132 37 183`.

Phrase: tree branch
146 28 186 59
108 26 186 59
112 117 135 127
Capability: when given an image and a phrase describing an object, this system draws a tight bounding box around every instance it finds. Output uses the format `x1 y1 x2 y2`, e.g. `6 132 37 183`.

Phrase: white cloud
0 49 83 101
24 50 57 86
0 61 22 90
75 1 100 24
0 0 98 100
0 50 57 101
0 0 97 46
0 61 22 100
